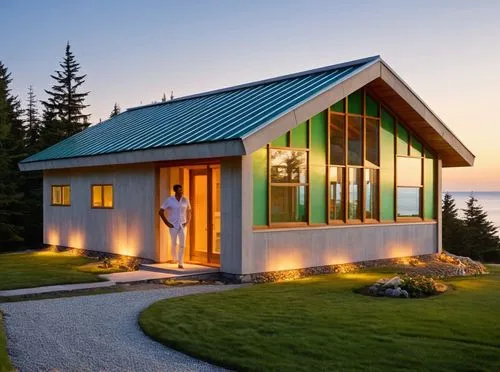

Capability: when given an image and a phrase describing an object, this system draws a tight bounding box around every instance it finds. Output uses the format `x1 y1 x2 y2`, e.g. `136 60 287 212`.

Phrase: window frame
327 89 381 224
91 184 114 209
51 185 71 207
254 87 438 230
267 121 310 227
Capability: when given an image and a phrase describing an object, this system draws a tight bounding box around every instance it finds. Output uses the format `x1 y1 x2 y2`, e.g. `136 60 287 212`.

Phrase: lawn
0 251 124 291
0 313 11 372
140 266 500 372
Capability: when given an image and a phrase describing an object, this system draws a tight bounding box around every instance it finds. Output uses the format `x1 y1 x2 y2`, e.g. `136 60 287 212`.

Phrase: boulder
392 287 402 297
384 288 394 296
401 290 409 298
382 276 402 288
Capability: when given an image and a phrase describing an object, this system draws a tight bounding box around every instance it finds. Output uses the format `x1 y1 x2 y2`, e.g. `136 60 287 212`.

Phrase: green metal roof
21 56 380 164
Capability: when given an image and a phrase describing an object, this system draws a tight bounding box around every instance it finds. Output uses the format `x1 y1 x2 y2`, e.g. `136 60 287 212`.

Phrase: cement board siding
248 223 437 274
43 165 156 260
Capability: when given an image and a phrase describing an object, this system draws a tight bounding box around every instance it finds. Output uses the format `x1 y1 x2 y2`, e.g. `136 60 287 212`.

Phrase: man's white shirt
161 196 191 229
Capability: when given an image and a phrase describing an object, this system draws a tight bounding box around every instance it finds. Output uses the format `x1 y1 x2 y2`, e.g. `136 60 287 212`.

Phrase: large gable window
253 87 437 228
329 89 380 222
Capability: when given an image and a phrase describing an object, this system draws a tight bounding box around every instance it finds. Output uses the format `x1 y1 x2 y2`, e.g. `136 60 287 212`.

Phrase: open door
189 166 220 264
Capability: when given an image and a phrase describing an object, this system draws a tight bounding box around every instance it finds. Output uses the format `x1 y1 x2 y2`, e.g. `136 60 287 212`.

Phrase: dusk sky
1 0 499 191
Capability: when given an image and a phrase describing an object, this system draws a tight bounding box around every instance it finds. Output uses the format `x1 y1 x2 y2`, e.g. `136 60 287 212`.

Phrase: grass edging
138 269 500 371
0 312 13 372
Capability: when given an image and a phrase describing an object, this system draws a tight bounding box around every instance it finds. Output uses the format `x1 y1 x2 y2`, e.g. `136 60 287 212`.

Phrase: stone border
224 252 488 284
44 245 155 265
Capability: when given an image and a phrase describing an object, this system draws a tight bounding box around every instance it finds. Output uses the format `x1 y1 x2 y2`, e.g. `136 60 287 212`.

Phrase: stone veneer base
221 252 487 284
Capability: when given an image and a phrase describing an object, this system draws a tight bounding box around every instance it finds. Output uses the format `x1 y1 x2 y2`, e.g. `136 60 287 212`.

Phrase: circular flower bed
360 274 448 299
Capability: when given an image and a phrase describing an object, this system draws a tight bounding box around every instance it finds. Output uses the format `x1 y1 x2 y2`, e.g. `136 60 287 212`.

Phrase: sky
1 0 499 191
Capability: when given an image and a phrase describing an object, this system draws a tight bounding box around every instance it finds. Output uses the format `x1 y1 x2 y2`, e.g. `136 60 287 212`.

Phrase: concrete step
139 263 219 276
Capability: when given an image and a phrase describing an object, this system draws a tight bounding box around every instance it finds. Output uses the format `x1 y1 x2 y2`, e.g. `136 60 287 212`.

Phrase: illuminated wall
43 164 157 260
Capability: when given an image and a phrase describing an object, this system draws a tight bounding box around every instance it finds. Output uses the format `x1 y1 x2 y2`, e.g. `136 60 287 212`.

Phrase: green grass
0 314 12 372
140 266 500 372
0 251 124 291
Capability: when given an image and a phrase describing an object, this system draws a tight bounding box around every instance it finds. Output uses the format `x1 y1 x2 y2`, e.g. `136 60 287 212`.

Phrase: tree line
442 193 500 262
0 43 91 249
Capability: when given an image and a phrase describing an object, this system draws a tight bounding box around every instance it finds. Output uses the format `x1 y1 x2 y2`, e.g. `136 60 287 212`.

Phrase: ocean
445 192 500 234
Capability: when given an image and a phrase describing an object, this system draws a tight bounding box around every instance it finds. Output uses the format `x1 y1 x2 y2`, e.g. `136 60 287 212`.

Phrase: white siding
247 223 438 274
43 164 157 260
220 156 253 274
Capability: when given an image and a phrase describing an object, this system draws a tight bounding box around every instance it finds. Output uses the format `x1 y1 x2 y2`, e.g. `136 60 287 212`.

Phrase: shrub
400 275 438 297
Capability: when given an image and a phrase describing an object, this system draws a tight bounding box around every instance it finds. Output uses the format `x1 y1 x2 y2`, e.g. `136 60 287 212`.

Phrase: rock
384 288 394 296
382 276 402 288
392 287 402 297
401 290 409 298
368 285 379 295
377 290 385 297
376 278 388 284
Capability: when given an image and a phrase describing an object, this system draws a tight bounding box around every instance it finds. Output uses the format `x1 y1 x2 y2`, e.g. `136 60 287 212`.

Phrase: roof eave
18 139 245 171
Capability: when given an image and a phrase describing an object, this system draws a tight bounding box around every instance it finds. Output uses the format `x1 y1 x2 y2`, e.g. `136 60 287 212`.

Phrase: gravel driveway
1 285 241 371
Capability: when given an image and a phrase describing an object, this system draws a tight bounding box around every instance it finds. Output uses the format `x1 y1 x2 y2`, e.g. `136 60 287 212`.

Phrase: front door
189 166 220 264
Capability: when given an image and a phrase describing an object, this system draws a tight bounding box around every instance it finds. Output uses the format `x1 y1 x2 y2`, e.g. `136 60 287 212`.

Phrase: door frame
189 166 220 265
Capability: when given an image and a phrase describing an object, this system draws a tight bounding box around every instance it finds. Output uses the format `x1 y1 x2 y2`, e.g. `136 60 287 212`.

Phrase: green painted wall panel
380 109 395 221
366 95 379 117
397 123 409 155
348 90 363 114
310 111 327 224
291 121 308 148
424 158 436 219
253 147 268 225
331 99 345 113
271 133 288 147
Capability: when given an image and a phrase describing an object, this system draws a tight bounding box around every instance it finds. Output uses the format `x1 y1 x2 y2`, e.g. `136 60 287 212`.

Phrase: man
159 184 191 269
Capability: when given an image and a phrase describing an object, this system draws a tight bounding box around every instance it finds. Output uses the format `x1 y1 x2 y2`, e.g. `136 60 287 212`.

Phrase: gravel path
1 285 242 372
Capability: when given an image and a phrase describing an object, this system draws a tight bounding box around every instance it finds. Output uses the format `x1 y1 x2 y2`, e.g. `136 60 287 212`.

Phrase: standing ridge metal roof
21 56 380 164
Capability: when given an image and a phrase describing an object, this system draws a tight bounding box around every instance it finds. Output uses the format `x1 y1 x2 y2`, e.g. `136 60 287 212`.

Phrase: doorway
189 166 220 264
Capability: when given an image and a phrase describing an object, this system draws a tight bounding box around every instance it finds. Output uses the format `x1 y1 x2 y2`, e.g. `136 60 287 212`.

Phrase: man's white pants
169 226 186 265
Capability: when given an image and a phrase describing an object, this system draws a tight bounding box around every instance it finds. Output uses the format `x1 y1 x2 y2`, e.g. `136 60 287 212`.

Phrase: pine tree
41 42 90 139
39 107 64 149
109 102 120 118
0 61 25 245
24 85 42 151
442 192 465 255
462 194 500 261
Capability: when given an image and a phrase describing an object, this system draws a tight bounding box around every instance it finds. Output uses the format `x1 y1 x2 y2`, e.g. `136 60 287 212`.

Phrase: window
51 185 71 206
365 169 379 220
270 149 308 223
92 185 113 208
328 89 380 223
397 151 422 218
348 116 363 166
330 114 345 165
348 168 362 220
329 167 344 221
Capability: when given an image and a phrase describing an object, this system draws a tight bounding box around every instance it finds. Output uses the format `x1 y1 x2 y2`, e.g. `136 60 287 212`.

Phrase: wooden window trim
268 147 309 225
91 184 114 209
51 185 71 207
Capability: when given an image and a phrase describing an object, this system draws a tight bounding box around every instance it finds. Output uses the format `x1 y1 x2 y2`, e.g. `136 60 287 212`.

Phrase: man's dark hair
173 184 182 192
